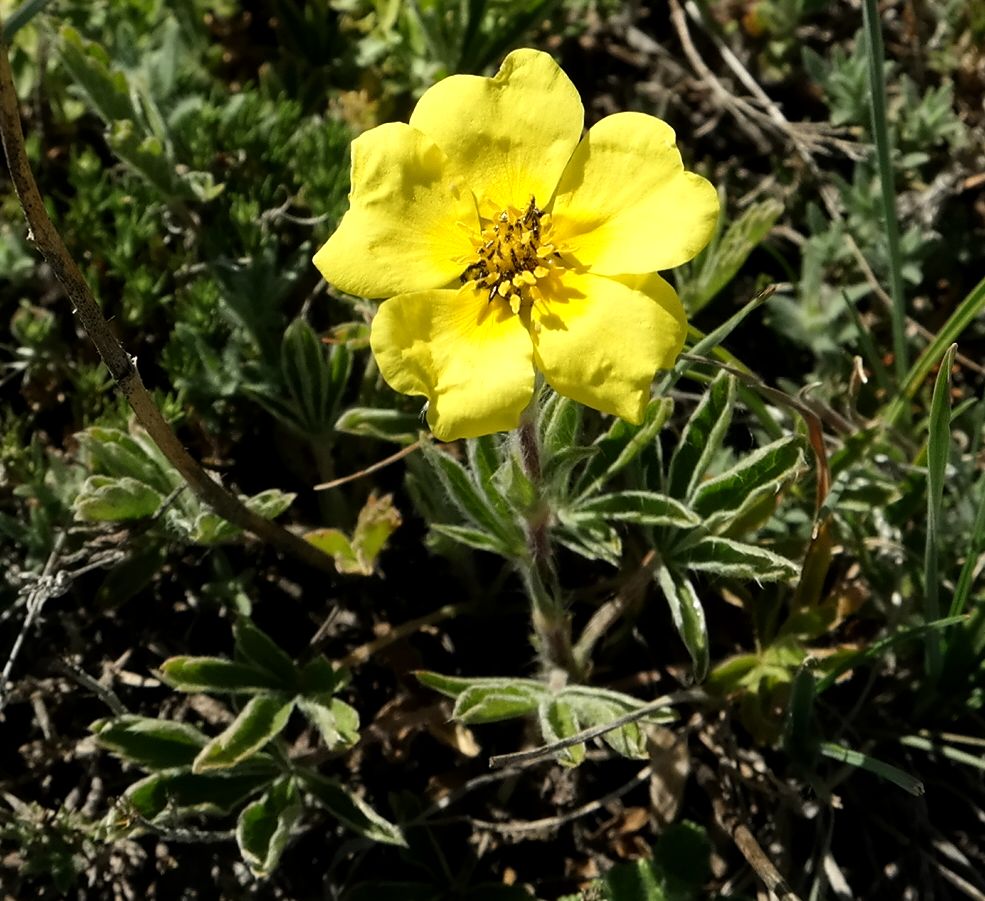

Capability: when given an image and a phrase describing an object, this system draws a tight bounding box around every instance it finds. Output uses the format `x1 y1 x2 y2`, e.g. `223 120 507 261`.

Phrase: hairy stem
516 404 577 678
0 26 335 573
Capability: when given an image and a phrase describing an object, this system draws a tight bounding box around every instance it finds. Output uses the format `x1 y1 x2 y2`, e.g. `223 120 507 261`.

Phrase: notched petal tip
551 111 720 275
312 122 476 298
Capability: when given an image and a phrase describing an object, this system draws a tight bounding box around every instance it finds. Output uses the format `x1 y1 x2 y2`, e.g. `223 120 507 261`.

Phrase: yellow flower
314 50 719 441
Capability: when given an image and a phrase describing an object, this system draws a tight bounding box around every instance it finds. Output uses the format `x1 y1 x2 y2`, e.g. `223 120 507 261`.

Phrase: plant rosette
314 49 718 441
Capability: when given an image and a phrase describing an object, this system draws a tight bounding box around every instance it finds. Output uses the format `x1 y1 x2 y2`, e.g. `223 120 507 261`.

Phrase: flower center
459 197 564 314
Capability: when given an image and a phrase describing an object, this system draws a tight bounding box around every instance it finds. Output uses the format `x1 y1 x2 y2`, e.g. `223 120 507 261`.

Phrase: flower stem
516 403 578 679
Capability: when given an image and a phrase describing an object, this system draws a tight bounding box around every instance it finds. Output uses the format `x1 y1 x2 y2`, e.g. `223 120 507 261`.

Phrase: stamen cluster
460 197 563 314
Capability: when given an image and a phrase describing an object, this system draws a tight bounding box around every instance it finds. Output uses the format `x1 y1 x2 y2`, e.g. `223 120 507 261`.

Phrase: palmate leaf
279 318 352 436
76 427 178 494
429 523 516 557
421 443 525 555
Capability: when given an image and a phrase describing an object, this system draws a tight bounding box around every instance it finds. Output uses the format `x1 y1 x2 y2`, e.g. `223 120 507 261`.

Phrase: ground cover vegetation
1 0 984 898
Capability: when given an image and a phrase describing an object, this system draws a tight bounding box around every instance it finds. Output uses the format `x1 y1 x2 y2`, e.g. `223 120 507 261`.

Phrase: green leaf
467 435 506 496
125 769 275 819
561 686 676 759
281 318 343 435
233 619 299 689
57 26 137 124
923 343 956 679
193 695 294 773
676 536 798 582
453 684 547 724
579 397 674 495
539 391 582 460
421 443 523 553
690 436 803 525
655 567 709 682
537 698 585 768
820 742 924 796
236 779 302 878
682 198 784 314
334 407 421 445
301 772 406 846
783 663 818 765
414 671 479 697
814 617 966 695
553 520 623 567
861 0 908 384
297 697 360 750
299 656 344 695
160 657 285 694
304 528 359 570
418 673 552 723
884 275 985 426
91 716 207 771
667 370 736 501
76 427 177 494
190 488 295 544
566 491 699 529
349 493 402 573
429 523 514 557
73 476 163 521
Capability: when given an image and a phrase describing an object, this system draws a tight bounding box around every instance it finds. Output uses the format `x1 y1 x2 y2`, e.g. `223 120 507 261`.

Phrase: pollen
459 196 564 314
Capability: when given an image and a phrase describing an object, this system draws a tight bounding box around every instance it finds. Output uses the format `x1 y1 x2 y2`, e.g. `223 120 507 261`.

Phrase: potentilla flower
314 49 719 441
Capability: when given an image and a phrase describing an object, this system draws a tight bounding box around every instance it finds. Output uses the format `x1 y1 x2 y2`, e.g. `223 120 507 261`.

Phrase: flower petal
409 49 583 211
550 112 719 274
370 288 535 441
313 123 477 298
530 270 686 422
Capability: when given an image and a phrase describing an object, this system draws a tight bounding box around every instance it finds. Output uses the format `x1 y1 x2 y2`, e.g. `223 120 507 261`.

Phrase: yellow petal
530 270 686 422
551 112 719 274
370 288 535 441
408 49 583 211
313 123 477 298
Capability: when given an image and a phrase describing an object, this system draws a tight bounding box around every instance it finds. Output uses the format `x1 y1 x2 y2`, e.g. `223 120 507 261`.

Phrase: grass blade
948 464 985 618
883 274 985 426
861 0 908 384
923 343 956 679
899 734 985 773
820 741 924 796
